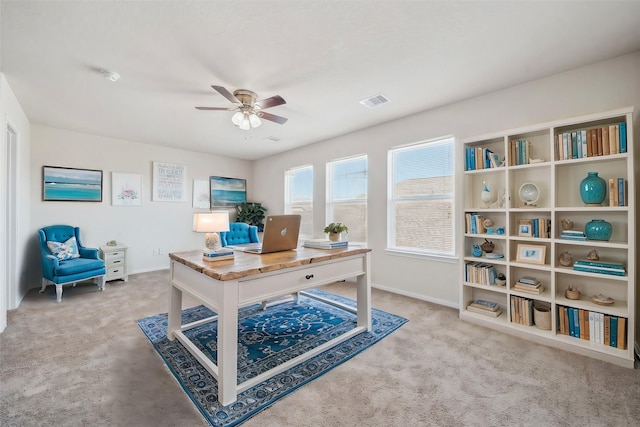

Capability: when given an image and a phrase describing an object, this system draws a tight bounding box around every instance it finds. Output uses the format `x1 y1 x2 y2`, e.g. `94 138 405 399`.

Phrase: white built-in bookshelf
459 107 636 368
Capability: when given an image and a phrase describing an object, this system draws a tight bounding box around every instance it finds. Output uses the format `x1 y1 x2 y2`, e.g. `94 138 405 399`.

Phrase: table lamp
193 211 233 261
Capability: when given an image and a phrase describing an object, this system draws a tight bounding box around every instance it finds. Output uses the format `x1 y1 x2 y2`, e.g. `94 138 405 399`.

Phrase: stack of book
572 259 625 276
202 249 234 262
466 299 502 317
303 239 348 249
513 276 544 295
608 178 627 207
559 230 586 241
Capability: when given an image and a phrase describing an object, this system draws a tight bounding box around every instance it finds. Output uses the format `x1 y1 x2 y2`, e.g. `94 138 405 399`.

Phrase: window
326 155 367 243
388 138 454 256
285 165 313 239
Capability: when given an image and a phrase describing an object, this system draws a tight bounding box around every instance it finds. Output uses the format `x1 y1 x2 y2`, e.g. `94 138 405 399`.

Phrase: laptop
229 215 301 254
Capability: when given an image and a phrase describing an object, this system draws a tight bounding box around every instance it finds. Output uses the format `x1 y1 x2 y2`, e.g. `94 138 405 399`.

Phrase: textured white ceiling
2 1 640 160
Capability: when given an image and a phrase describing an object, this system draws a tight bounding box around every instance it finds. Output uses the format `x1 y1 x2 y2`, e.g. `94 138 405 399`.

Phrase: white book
303 239 348 249
589 311 595 342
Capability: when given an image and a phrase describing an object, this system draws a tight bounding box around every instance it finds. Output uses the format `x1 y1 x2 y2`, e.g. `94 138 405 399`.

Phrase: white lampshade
249 113 262 128
193 211 230 233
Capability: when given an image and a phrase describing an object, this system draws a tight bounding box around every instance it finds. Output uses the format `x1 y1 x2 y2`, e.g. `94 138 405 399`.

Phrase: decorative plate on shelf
485 253 504 259
518 182 540 206
591 294 614 306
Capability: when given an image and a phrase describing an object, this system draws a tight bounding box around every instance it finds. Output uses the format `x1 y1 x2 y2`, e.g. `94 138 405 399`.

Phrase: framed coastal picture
516 244 546 265
112 172 142 206
42 166 103 202
210 176 246 207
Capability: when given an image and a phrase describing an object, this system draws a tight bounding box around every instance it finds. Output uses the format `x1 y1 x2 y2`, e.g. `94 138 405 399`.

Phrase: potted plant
323 222 349 242
236 202 267 231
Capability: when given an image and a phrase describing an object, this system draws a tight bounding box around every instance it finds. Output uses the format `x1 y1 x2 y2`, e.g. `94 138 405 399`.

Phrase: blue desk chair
38 225 106 302
219 222 260 247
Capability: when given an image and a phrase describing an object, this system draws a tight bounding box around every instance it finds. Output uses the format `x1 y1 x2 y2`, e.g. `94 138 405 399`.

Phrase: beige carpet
1 270 639 426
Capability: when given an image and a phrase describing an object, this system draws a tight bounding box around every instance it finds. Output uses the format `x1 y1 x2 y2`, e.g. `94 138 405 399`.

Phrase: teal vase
584 219 612 241
579 172 606 206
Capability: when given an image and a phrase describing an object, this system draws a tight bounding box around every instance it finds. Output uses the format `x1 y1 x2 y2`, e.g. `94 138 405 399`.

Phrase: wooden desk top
169 246 371 281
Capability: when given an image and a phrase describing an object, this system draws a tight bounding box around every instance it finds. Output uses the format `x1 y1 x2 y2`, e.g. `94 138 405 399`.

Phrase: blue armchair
220 222 260 247
38 225 106 302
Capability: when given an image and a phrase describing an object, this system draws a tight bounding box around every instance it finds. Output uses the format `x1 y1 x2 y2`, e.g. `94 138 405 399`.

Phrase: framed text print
42 166 103 202
152 161 187 202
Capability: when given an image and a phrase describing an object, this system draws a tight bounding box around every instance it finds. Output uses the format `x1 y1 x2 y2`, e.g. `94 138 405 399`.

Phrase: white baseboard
371 282 459 310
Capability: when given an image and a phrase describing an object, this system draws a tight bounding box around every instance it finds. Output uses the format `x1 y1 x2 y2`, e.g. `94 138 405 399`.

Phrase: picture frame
152 161 187 202
112 172 142 206
42 165 103 202
518 219 533 237
192 179 210 209
516 244 546 265
210 176 246 207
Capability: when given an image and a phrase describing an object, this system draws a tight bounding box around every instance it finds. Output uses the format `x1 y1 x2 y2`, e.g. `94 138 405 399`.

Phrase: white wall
253 51 640 308
27 125 253 292
0 73 31 316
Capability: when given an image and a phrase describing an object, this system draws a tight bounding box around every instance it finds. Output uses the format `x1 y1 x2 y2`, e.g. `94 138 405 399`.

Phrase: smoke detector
100 69 120 82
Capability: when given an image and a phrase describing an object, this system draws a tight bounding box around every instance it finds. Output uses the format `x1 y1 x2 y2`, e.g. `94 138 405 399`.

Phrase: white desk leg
218 280 239 406
356 252 372 331
167 284 182 341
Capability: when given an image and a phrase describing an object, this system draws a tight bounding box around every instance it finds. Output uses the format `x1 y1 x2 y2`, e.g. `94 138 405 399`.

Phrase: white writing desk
167 247 371 405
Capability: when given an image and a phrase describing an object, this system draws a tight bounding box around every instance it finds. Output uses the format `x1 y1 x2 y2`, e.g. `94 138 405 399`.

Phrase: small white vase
329 232 341 242
481 181 492 207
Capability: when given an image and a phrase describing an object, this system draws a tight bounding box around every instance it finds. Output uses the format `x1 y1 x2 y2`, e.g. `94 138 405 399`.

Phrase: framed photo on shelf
210 176 246 207
517 219 533 237
516 244 546 265
42 165 103 202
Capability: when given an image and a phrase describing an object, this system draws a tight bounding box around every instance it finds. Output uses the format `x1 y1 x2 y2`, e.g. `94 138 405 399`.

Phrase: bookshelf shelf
459 107 636 368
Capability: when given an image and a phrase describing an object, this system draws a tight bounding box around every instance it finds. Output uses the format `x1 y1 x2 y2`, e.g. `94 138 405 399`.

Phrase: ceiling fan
195 85 288 130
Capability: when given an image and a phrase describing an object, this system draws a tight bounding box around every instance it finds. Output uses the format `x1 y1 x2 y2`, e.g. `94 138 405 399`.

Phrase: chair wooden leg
97 276 105 291
40 278 48 294
56 284 63 302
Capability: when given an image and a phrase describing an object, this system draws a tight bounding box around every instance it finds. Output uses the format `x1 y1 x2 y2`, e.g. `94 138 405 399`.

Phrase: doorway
1 124 18 332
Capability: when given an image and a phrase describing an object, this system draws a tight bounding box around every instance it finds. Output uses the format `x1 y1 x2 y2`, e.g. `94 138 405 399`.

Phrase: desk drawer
239 256 364 304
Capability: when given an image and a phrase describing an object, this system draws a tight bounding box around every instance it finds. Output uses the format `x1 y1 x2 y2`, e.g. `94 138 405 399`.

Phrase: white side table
99 244 128 282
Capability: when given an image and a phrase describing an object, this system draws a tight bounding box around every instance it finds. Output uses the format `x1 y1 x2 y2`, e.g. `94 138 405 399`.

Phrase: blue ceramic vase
584 219 612 241
579 172 606 206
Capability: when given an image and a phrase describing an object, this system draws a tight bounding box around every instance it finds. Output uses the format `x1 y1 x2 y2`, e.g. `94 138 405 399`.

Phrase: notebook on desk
229 215 301 254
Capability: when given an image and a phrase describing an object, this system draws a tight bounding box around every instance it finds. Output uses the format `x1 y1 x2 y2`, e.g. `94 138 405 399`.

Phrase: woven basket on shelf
533 305 551 330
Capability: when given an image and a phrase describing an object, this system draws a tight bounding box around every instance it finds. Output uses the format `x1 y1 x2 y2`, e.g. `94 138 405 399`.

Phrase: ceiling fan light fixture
249 113 262 128
239 114 251 130
231 111 244 126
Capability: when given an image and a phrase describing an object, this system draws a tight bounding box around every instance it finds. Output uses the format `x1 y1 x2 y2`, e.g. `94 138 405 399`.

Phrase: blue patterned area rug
137 289 407 427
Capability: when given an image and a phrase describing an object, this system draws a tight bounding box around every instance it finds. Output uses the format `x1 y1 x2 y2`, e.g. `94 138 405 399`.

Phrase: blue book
573 308 580 338
619 122 627 153
571 132 578 159
618 178 625 206
533 219 539 238
576 131 582 158
574 259 624 269
470 148 476 170
610 316 618 348
568 308 575 337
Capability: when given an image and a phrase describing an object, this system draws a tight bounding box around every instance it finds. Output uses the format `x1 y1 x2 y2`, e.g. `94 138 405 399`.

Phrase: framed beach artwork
193 179 210 209
152 161 187 202
42 166 103 202
516 244 546 265
210 176 246 207
112 172 142 206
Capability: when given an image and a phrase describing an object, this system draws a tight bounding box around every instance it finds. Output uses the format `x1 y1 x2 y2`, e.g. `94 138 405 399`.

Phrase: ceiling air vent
359 93 390 108
263 136 281 143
